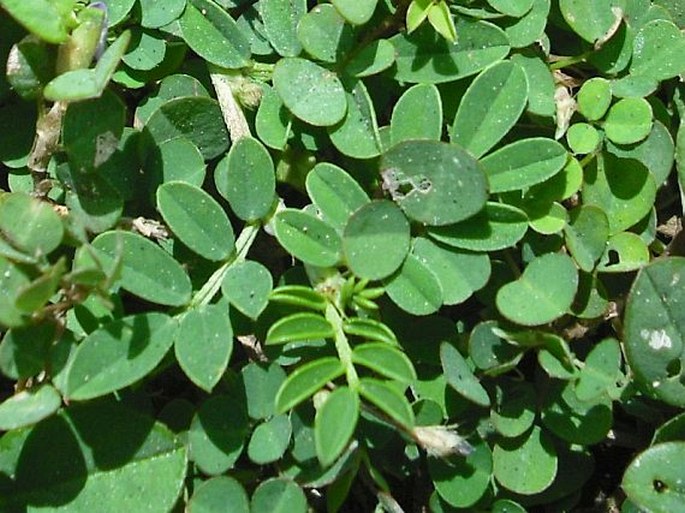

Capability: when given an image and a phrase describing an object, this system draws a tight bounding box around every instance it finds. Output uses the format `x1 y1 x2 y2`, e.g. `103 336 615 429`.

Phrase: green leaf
503 0 550 48
296 4 352 63
144 136 206 189
144 96 229 160
175 304 233 393
427 202 528 252
260 0 306 57
451 60 528 158
488 0 533 17
270 285 327 311
391 84 443 144
273 209 342 267
140 0 186 28
358 377 415 428
623 442 685 513
564 205 610 272
412 237 490 306
315 386 359 466
179 0 250 69
496 253 578 326
480 138 568 193
583 153 656 235
577 77 612 121
469 321 522 373
381 140 488 225
189 394 249 475
90 231 192 306
541 379 612 445
251 479 308 513
107 0 137 26
0 384 61 431
559 0 617 43
427 1 457 42
383 253 443 316
242 362 287 420
188 476 250 513
343 318 398 345
624 257 685 407
248 414 292 464
266 312 335 346
62 89 125 171
157 181 235 261
491 380 536 438
566 123 601 154
331 0 378 25
0 0 69 43
510 51 556 118
0 192 63 257
216 136 276 221
343 200 410 280
429 437 492 508
123 29 167 71
603 98 653 145
0 401 187 512
306 163 369 231
328 79 382 159
43 30 132 102
222 260 273 319
65 312 176 400
352 343 416 383
273 57 347 126
606 120 675 185
493 425 558 495
390 20 509 84
631 20 685 81
440 342 490 407
575 338 621 401
344 39 395 78
255 85 292 150
275 357 346 412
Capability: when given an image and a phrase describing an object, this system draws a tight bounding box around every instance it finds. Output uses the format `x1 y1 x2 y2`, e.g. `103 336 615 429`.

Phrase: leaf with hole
381 140 488 226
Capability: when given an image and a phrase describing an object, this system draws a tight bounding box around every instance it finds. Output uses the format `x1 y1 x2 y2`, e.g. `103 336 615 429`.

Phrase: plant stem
189 222 260 309
209 67 251 141
549 52 591 70
326 302 360 389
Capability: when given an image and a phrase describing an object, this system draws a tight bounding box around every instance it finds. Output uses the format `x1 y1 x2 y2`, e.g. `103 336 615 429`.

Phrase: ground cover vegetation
0 0 685 511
